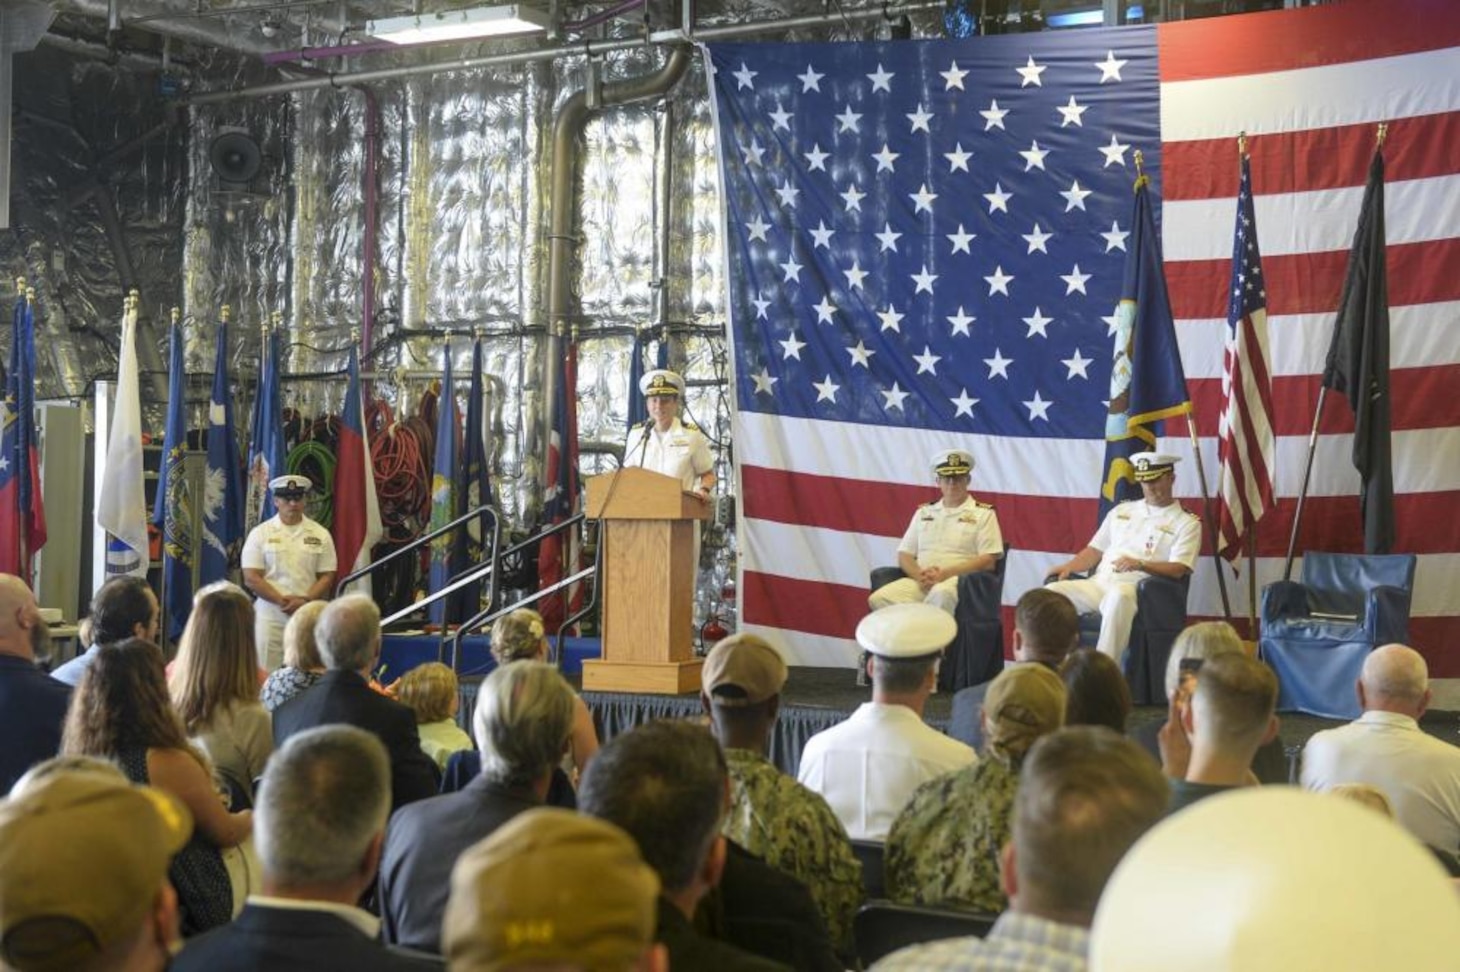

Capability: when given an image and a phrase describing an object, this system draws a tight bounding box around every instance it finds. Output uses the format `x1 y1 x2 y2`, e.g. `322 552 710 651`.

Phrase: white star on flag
984 183 1012 213
947 225 976 254
1023 307 1054 337
847 341 875 367
1024 390 1053 421
778 332 805 360
1062 349 1093 379
951 388 980 417
814 375 840 402
941 61 968 90
1023 223 1053 254
912 265 939 294
984 348 1013 379
752 369 778 394
1016 55 1047 87
947 307 975 336
1057 96 1088 127
1061 180 1092 211
1061 264 1092 294
980 99 1009 130
984 266 1014 296
1101 221 1130 252
945 143 972 172
798 64 824 91
867 64 894 91
882 383 909 410
877 305 905 332
1095 50 1128 82
914 346 942 374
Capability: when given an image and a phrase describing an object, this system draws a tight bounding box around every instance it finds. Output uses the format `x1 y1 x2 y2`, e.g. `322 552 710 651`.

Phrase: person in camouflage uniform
885 663 1067 912
701 633 864 958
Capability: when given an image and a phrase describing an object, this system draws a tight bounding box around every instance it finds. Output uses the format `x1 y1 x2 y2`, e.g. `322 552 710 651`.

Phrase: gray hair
315 595 381 673
255 725 391 887
1360 644 1428 706
472 661 575 787
1164 621 1245 701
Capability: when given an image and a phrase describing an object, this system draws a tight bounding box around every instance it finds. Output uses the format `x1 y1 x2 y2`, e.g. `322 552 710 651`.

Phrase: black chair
1045 570 1190 706
1260 551 1417 719
850 839 886 900
853 901 998 966
869 547 1009 692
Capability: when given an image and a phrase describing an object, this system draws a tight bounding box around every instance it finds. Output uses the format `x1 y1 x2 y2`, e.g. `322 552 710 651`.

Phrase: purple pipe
360 85 380 374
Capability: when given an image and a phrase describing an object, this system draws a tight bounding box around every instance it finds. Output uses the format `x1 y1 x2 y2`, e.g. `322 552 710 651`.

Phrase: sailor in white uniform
623 369 716 498
1045 452 1202 662
240 474 338 671
869 449 1003 615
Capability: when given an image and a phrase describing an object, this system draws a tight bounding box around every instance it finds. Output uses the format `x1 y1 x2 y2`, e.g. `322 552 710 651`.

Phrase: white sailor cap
1130 452 1180 482
931 449 975 477
639 369 685 398
855 603 957 659
269 474 314 497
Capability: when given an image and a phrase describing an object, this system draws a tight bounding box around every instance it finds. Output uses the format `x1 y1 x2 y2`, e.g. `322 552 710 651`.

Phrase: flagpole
15 279 29 586
1185 417 1232 620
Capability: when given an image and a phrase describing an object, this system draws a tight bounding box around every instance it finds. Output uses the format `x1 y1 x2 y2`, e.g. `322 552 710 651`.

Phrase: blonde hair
491 608 547 664
1165 621 1245 701
396 662 460 725
170 582 259 734
283 600 328 670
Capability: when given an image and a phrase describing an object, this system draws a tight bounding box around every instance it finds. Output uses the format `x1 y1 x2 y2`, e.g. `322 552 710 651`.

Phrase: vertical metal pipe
358 86 380 370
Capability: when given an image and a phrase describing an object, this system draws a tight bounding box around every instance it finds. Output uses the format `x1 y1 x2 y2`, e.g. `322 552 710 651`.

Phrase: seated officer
870 449 1003 615
1045 452 1200 663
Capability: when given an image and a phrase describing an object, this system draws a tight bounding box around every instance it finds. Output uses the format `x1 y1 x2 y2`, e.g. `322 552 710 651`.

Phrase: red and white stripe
733 0 1460 673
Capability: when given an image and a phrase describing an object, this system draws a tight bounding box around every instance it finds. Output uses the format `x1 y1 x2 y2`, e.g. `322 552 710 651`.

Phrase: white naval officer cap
931 448 975 477
855 603 957 659
639 369 685 398
269 474 314 497
1130 452 1181 482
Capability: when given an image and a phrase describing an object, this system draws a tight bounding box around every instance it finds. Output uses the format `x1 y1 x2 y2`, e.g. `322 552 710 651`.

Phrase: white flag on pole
96 296 149 578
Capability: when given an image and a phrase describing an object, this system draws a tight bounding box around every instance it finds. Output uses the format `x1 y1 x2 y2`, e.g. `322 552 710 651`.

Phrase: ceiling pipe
182 1 941 106
50 0 279 56
538 45 691 494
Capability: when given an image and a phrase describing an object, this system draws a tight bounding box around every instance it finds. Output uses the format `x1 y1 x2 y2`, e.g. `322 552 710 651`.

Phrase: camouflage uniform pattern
884 756 1019 913
722 747 864 951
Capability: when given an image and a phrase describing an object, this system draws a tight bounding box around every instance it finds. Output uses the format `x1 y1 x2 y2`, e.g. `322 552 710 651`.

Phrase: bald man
0 574 73 792
1302 644 1460 854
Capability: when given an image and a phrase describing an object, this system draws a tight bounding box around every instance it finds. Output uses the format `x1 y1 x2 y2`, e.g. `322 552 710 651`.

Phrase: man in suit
380 660 576 953
948 587 1080 752
0 573 72 793
272 594 438 811
173 726 440 971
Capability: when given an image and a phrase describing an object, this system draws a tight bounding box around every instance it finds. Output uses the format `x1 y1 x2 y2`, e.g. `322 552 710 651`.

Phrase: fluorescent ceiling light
367 5 550 44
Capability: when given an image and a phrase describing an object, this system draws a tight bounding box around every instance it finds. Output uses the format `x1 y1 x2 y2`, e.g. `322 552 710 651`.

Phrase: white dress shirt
1302 709 1460 853
622 417 713 491
797 702 976 841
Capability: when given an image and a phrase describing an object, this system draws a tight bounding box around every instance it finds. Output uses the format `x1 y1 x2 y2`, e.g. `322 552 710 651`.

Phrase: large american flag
1215 153 1275 563
708 0 1460 672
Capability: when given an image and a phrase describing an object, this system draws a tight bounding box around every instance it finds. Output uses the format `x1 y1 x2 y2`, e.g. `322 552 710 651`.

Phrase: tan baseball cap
702 633 788 706
982 663 1067 759
444 808 660 972
0 772 193 972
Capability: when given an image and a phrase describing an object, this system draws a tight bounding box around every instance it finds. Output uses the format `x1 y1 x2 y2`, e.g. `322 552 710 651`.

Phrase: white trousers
254 613 287 672
868 576 959 615
1044 577 1139 662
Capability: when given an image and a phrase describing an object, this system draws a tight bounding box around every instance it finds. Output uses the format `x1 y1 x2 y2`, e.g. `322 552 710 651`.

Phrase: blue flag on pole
1099 170 1191 520
0 290 47 579
153 318 192 641
428 353 460 625
201 318 244 584
247 326 287 530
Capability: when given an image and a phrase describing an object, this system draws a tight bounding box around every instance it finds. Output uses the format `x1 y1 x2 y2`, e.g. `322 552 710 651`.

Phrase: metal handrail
448 512 594 671
334 505 501 597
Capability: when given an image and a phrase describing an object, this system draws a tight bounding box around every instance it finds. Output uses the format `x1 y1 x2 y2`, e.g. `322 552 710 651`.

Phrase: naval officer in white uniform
240 474 338 671
869 449 1004 615
1045 451 1201 662
623 368 716 498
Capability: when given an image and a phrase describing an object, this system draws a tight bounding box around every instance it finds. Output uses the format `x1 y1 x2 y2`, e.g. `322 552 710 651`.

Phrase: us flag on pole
708 0 1460 671
1215 153 1275 564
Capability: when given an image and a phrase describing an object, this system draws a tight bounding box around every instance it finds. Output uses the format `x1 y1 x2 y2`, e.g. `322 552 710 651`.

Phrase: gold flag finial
221 304 232 323
15 277 25 296
1132 149 1149 192
1238 131 1248 158
1376 122 1389 148
171 306 181 325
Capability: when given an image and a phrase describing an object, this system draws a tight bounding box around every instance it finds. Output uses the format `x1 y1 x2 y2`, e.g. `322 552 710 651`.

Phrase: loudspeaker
209 129 262 187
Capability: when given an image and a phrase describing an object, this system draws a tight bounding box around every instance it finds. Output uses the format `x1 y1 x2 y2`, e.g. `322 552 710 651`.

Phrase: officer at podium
623 369 716 500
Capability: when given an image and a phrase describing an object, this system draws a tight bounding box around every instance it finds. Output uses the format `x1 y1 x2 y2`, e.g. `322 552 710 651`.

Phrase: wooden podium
582 467 710 694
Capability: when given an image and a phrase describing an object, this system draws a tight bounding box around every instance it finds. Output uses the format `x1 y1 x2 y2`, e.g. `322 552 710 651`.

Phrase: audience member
949 588 1078 750
1301 643 1460 855
10 753 128 794
0 770 191 972
380 661 575 953
272 594 438 811
491 607 599 775
700 633 862 956
260 600 327 712
0 574 71 793
1089 789 1460 971
886 664 1066 911
579 720 790 972
169 582 273 804
875 727 1170 970
798 603 975 840
443 808 666 972
61 638 251 936
1059 649 1131 734
1132 621 1287 783
49 575 158 687
1159 652 1278 813
394 662 473 772
173 726 439 971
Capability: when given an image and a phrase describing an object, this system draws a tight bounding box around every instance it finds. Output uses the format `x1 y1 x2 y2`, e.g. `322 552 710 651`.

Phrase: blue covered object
1260 552 1417 719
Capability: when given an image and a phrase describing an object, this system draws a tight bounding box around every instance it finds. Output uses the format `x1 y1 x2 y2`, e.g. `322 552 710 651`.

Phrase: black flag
1322 148 1394 554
